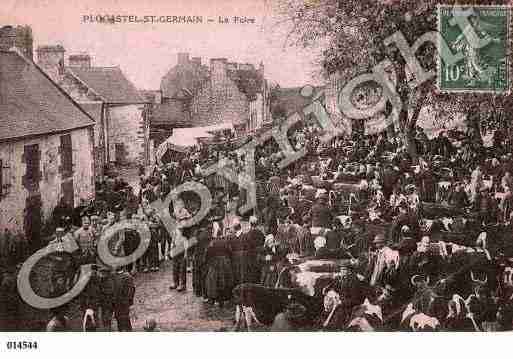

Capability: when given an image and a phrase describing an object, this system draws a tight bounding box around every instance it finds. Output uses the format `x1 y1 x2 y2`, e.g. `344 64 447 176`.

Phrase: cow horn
470 271 477 282
507 269 513 286
471 271 487 285
411 275 427 287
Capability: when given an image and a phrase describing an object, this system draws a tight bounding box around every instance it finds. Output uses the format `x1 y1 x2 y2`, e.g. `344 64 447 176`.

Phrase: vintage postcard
1 0 513 346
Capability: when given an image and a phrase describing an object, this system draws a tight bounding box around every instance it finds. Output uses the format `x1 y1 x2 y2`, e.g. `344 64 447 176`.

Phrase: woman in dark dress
192 222 212 299
230 227 259 286
204 235 234 306
259 234 289 287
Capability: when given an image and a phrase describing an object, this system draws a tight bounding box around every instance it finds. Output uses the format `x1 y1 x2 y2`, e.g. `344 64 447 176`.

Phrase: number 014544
6 341 38 350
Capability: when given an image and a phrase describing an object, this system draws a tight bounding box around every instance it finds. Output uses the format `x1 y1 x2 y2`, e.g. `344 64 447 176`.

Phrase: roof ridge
69 65 121 70
66 67 107 102
0 50 95 142
9 48 96 125
68 64 146 104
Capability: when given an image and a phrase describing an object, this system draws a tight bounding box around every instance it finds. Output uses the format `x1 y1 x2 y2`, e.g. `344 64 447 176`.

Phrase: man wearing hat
245 216 265 248
368 234 399 287
90 215 103 243
389 202 419 243
448 182 470 209
49 227 76 251
74 216 96 264
474 186 498 224
51 197 73 230
310 192 332 235
141 215 161 272
169 229 189 292
98 264 136 331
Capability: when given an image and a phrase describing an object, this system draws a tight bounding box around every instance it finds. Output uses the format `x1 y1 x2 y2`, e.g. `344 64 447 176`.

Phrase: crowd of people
136 119 513 331
3 117 513 332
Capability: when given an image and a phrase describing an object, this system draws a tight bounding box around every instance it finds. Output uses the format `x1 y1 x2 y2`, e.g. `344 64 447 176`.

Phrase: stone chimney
0 25 34 60
177 52 189 66
37 45 65 83
69 53 91 67
227 62 237 71
155 90 162 104
210 58 227 87
258 62 264 76
191 57 201 66
238 63 255 71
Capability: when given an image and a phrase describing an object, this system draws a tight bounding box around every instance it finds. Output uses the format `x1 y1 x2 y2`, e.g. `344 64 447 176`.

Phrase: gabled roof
160 62 209 99
78 102 103 122
67 66 146 104
152 99 190 128
139 90 157 103
0 50 95 142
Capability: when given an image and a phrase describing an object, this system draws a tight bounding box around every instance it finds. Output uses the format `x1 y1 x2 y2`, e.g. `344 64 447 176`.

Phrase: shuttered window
0 159 3 196
60 134 73 177
24 144 40 183
0 159 11 197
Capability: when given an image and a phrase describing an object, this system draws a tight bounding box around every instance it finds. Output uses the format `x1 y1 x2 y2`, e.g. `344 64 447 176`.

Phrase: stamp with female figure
438 4 511 93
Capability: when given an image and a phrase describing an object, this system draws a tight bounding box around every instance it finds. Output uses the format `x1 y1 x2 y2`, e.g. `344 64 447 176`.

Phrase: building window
60 134 73 178
24 144 41 185
0 159 11 197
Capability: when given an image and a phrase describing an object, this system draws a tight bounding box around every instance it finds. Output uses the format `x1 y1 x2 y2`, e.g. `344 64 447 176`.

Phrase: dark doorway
115 143 126 166
24 195 43 252
61 179 74 208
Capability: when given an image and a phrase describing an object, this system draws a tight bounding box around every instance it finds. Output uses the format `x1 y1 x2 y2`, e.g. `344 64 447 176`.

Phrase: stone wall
0 127 94 236
248 93 264 132
190 69 249 127
107 104 147 166
36 45 65 84
57 72 107 174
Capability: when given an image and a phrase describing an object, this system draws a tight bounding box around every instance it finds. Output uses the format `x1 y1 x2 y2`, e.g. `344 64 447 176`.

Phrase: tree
273 0 511 162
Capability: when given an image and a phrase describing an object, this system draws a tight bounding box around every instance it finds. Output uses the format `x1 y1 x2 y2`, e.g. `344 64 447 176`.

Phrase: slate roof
152 99 190 128
78 102 103 123
160 62 209 99
139 90 157 103
68 66 146 104
0 50 95 142
161 61 265 101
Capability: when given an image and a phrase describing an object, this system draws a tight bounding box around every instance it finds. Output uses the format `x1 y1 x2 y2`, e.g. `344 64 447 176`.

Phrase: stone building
0 42 95 247
153 53 271 143
36 46 150 174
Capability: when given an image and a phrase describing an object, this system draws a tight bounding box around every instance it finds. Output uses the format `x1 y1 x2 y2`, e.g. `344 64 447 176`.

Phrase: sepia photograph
0 0 513 347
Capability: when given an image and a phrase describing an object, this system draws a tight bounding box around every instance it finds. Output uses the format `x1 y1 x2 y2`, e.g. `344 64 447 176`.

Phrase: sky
1 0 324 90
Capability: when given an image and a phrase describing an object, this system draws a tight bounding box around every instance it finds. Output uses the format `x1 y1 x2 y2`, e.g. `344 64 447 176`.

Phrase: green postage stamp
438 5 511 93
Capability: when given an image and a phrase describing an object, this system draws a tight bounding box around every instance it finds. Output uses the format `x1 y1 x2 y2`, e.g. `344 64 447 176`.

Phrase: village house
0 25 95 248
36 46 150 175
150 53 271 148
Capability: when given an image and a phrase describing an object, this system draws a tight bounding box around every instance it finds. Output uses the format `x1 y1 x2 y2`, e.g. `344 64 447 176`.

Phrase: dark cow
232 283 322 331
346 298 384 331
